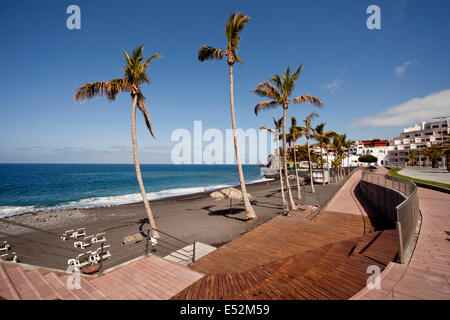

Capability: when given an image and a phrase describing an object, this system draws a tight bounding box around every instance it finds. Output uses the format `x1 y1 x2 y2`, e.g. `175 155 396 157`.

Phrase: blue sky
0 0 449 163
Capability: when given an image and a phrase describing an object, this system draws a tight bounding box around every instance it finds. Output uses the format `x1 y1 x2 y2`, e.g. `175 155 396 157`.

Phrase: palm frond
252 82 282 101
291 64 303 80
259 126 272 133
272 117 283 131
198 45 224 62
143 53 163 67
137 94 156 139
254 101 280 115
74 79 129 103
232 50 243 66
122 46 161 85
293 95 324 107
225 12 250 51
270 75 283 94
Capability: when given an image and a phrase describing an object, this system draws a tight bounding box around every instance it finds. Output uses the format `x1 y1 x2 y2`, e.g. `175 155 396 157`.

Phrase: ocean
0 164 268 217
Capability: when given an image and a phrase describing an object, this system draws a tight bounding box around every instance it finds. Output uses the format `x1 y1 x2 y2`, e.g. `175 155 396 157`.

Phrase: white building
387 118 449 166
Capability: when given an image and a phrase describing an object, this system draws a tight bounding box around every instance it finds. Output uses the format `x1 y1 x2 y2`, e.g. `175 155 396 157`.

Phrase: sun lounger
75 228 86 238
0 241 10 253
61 229 74 241
73 235 94 249
1 252 18 263
67 251 92 268
61 228 86 241
90 232 106 244
89 245 111 264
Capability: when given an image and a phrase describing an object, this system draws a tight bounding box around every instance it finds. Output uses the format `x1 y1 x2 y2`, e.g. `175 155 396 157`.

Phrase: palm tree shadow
138 218 151 237
252 200 283 210
201 205 248 222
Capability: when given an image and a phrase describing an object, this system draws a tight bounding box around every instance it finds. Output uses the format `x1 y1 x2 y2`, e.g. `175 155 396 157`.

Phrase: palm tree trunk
293 144 301 199
321 146 325 186
326 147 330 184
307 136 315 193
228 64 256 221
276 136 287 208
131 95 159 238
282 107 297 211
347 150 350 175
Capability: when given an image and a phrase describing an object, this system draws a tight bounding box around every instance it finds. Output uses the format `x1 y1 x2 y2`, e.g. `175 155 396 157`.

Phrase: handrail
0 230 80 255
0 216 197 271
360 170 422 264
150 227 190 246
0 217 71 240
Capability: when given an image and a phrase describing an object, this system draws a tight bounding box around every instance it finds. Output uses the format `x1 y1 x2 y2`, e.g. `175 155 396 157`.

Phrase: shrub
358 154 378 164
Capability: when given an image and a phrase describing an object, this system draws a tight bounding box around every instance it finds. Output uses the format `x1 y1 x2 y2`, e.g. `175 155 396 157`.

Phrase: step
79 277 108 300
60 275 96 300
6 267 42 300
44 272 81 300
25 270 62 300
164 242 216 266
231 240 358 300
0 264 20 300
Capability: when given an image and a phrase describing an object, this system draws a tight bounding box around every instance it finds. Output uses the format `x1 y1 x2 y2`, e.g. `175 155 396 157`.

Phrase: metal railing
149 228 196 264
360 170 422 264
0 217 196 275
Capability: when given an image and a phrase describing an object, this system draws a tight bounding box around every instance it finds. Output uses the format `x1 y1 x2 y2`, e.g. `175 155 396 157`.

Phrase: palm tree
253 65 323 210
421 145 444 168
260 117 287 209
288 116 304 199
331 157 343 180
329 135 345 182
198 12 256 221
314 123 336 185
297 113 319 193
343 136 355 175
408 150 417 166
74 46 161 238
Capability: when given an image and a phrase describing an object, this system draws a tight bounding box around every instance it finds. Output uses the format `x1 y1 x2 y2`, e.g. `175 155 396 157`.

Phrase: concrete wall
359 180 406 222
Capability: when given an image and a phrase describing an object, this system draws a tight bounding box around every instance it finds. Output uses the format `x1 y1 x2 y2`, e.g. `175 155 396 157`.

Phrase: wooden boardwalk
171 208 399 300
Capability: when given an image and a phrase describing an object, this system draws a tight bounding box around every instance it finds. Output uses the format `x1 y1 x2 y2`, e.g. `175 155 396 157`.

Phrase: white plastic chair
91 233 106 244
0 241 10 252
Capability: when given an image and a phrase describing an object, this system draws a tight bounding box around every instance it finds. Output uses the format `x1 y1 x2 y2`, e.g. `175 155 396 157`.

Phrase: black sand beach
0 178 348 271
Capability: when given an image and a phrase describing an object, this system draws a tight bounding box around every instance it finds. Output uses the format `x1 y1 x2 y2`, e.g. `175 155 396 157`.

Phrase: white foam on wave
0 177 273 218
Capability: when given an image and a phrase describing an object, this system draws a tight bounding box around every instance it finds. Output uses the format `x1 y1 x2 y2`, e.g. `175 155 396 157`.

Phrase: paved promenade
400 166 450 185
352 184 450 299
325 169 367 216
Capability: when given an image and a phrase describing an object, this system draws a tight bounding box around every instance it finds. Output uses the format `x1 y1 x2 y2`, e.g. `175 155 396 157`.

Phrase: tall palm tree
74 46 161 237
197 12 256 221
297 113 319 193
260 117 287 209
314 123 336 185
253 65 323 210
289 116 304 199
